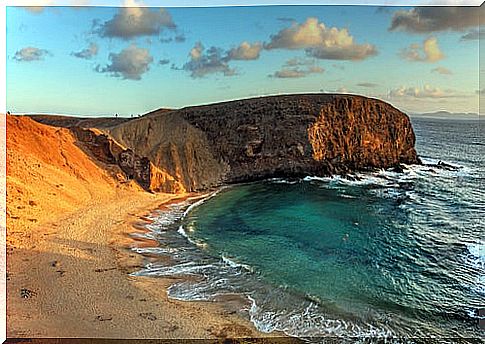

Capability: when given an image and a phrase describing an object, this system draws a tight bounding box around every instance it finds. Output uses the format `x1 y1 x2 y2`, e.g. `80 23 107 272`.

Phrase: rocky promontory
31 94 420 193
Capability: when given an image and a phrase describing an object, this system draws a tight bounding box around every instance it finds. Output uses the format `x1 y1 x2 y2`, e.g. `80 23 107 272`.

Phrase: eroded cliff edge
32 94 420 193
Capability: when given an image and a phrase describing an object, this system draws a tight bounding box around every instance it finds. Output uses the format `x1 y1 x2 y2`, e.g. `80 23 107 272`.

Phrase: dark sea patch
131 118 484 339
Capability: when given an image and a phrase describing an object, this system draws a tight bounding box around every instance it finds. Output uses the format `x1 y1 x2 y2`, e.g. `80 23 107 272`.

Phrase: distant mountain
410 111 479 120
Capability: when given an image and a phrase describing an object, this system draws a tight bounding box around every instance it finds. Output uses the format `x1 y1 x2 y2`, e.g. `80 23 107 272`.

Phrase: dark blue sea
133 117 484 339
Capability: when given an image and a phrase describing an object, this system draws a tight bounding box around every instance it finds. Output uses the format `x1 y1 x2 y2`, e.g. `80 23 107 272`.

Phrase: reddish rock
36 94 420 193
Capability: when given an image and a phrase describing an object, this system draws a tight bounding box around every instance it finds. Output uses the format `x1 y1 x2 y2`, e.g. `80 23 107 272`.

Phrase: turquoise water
134 117 484 338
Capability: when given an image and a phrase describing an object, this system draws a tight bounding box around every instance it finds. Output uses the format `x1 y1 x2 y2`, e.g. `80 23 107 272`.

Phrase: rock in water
66 94 421 193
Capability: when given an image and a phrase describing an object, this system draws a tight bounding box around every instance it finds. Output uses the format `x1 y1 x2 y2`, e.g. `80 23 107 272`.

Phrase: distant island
410 111 480 120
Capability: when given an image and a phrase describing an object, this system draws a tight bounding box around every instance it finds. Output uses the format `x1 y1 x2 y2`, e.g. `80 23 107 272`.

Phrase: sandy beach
5 115 274 339
7 190 271 338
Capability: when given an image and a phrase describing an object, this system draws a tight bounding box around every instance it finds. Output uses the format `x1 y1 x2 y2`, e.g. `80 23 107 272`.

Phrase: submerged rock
390 164 405 173
437 160 460 171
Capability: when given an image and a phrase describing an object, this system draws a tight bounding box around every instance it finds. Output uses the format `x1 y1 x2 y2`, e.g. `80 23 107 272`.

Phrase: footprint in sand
94 267 117 272
96 315 113 322
50 261 65 276
20 288 36 299
139 312 157 321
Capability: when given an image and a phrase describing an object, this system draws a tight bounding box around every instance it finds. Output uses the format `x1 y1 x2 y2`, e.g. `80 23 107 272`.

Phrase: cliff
29 94 420 193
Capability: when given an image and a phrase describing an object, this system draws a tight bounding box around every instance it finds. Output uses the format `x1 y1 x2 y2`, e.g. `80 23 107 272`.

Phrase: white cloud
190 42 203 60
13 47 50 62
227 41 263 60
336 86 349 93
270 69 307 78
270 65 324 78
95 0 175 40
431 66 452 75
265 17 377 61
179 40 263 78
388 85 458 99
284 57 317 67
356 82 378 88
71 0 91 5
400 37 444 63
21 6 46 13
269 57 324 78
307 66 324 73
71 42 98 59
20 0 90 13
95 44 153 80
181 42 236 78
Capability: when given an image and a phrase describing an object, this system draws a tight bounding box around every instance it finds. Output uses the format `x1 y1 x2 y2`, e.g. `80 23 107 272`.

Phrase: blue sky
6 4 481 116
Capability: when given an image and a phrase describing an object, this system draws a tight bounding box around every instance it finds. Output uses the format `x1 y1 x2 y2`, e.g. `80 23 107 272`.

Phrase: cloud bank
264 17 377 61
177 17 378 78
389 7 480 33
388 85 458 99
180 41 263 78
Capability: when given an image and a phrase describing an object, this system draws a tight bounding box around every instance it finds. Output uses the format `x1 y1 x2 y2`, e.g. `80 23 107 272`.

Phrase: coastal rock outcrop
107 94 420 192
30 94 420 193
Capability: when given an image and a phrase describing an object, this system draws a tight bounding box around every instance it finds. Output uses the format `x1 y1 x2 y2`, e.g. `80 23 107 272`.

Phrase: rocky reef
31 94 420 193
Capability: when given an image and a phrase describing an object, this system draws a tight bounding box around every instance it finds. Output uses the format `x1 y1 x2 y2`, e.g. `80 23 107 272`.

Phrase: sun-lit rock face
307 95 419 171
30 94 419 193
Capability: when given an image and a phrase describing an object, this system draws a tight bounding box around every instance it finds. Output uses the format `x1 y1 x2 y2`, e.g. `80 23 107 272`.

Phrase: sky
5 2 483 116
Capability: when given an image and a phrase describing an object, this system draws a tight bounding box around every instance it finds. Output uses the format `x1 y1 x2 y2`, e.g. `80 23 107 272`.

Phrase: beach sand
6 115 278 339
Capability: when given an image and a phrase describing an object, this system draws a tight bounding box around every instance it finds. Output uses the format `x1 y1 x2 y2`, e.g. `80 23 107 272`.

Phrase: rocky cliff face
31 94 419 193
101 94 419 193
70 126 186 193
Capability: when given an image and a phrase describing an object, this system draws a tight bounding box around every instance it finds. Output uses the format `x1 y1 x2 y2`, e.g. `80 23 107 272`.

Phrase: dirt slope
6 115 130 236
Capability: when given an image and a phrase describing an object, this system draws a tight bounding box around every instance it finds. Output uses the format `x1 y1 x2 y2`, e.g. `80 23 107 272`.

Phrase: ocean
132 117 484 339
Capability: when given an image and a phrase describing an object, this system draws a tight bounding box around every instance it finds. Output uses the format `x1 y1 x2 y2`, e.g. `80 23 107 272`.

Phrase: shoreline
7 189 278 339
115 191 289 339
